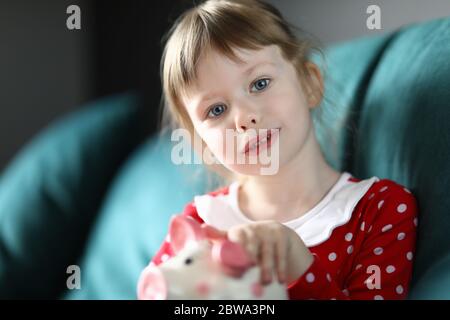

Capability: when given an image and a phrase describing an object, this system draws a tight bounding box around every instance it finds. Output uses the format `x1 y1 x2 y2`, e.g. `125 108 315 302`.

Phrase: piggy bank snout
137 265 167 300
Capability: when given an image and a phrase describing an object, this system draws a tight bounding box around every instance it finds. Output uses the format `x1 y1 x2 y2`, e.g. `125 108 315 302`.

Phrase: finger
275 230 288 284
242 227 258 263
260 236 275 285
229 227 262 266
228 227 248 248
201 224 227 241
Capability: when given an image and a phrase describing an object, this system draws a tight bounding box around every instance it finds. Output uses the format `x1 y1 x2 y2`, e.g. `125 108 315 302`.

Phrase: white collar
194 172 380 247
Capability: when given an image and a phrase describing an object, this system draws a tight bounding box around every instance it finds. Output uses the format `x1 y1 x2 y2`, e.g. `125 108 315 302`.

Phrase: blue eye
207 104 226 119
251 78 270 92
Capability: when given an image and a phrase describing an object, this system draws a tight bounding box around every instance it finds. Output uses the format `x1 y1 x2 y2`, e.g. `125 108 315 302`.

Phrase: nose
237 117 257 133
235 101 261 133
137 265 167 300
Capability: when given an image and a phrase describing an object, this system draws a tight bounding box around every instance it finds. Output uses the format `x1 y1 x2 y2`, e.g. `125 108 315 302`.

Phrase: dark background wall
0 0 187 173
0 0 93 172
1 0 449 173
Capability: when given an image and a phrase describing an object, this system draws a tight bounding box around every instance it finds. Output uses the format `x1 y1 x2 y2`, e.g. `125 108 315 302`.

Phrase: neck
238 127 342 222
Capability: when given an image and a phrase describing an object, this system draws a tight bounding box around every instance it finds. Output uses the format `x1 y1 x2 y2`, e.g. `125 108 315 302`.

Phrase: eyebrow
242 61 276 77
195 61 276 109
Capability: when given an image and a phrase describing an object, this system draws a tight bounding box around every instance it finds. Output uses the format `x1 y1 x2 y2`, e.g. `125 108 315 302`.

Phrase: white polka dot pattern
161 254 170 262
407 252 413 261
345 232 353 241
397 203 407 213
347 245 354 254
386 265 396 273
306 273 315 283
374 247 383 255
396 285 404 294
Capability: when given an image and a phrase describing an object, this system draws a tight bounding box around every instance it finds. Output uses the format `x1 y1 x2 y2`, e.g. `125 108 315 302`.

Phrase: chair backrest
0 93 148 298
318 17 450 298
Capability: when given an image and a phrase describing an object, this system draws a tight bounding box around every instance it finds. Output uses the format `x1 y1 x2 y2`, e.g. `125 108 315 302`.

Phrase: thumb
201 224 228 241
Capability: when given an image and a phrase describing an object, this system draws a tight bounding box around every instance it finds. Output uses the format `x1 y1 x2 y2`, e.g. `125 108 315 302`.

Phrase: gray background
269 0 450 45
1 0 449 172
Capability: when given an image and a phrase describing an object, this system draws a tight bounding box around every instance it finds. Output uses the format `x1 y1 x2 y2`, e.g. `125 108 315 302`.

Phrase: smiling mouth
243 128 281 155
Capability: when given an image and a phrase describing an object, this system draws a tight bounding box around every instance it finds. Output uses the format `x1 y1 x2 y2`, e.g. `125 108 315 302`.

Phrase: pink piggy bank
137 215 288 300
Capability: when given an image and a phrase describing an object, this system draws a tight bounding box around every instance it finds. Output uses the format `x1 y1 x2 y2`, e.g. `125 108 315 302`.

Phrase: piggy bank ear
212 240 255 278
137 265 167 300
169 215 206 254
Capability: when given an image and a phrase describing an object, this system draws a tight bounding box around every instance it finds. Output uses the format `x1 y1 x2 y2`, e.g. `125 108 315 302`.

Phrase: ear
303 61 324 109
168 215 206 254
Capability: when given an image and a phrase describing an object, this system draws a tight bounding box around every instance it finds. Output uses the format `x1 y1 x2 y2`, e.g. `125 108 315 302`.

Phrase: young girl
141 0 418 300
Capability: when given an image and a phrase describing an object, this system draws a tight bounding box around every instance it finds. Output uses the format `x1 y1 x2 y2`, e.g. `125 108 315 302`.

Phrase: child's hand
202 221 314 286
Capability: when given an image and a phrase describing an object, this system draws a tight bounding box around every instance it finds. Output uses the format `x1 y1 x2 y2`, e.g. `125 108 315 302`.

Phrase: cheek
201 129 242 166
195 282 210 297
274 78 310 111
196 128 227 158
271 91 311 129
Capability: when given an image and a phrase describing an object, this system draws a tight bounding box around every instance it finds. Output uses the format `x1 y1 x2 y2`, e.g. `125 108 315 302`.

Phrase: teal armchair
0 17 449 299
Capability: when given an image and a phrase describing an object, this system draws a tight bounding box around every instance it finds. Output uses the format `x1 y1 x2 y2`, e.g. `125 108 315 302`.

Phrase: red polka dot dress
148 171 418 300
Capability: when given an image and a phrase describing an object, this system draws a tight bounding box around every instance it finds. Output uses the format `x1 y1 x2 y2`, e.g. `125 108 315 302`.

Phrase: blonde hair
157 0 327 190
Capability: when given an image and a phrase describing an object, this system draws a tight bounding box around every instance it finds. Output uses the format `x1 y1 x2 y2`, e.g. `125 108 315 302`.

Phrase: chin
219 147 286 176
225 161 283 177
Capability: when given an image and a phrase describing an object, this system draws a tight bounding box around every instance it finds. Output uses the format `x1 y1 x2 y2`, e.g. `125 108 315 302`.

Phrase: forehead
182 45 284 102
198 44 283 80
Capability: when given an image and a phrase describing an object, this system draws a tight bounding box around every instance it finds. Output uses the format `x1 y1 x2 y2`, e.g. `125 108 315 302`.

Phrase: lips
242 128 280 154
